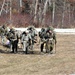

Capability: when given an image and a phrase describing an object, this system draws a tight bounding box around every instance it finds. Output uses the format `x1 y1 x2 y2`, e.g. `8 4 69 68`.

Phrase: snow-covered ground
15 28 75 34
54 28 75 34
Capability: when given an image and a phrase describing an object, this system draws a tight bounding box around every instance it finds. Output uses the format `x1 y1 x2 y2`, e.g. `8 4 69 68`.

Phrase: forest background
0 0 75 28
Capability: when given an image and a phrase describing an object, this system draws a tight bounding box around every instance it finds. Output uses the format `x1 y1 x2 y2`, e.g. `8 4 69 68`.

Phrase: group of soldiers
0 25 19 53
39 26 57 54
0 24 57 54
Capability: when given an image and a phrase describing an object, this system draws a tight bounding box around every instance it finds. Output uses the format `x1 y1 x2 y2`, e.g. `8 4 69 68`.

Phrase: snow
54 28 75 34
15 28 75 34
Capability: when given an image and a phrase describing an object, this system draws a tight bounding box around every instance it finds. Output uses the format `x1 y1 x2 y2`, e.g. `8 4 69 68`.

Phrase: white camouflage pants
22 41 28 51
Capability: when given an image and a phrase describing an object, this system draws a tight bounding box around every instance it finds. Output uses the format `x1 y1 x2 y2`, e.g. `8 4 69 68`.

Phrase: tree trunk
20 0 22 7
42 0 49 27
61 0 66 28
38 6 42 26
34 0 38 24
52 0 55 26
9 0 12 25
72 5 74 26
0 0 5 16
68 3 71 26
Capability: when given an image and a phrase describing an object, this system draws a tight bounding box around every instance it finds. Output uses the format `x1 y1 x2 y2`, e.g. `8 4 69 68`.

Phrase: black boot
41 43 44 52
50 47 53 54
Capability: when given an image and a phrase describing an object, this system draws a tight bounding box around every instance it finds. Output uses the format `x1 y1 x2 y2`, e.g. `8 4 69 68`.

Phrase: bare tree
9 0 12 25
68 3 71 26
42 0 49 26
61 0 66 28
20 0 22 7
34 0 39 24
52 0 55 26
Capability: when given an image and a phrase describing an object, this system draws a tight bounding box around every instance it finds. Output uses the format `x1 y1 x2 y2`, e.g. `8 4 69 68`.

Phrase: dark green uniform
39 28 46 52
7 28 18 53
45 26 57 53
